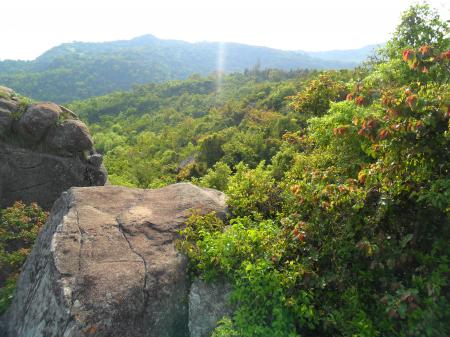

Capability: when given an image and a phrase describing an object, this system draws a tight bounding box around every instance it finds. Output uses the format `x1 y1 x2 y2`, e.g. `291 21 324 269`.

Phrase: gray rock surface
0 98 19 112
189 278 233 337
1 183 227 337
16 103 61 143
0 96 19 137
46 119 93 154
0 86 107 209
87 153 103 168
0 142 107 210
0 108 13 137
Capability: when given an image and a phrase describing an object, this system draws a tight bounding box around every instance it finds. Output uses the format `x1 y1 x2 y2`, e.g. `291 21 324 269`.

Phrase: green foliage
180 215 315 336
176 211 226 266
0 202 47 313
211 317 240 337
227 162 281 219
15 96 32 118
195 162 232 191
198 133 225 167
177 5 450 336
69 70 318 187
383 3 449 59
288 73 348 119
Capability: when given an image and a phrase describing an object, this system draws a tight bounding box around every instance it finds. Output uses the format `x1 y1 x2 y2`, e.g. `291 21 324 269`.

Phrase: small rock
88 153 103 167
46 119 93 155
16 103 61 144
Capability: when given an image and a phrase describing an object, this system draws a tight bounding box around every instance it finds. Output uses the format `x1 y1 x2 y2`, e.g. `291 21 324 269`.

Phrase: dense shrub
179 4 450 336
288 73 348 120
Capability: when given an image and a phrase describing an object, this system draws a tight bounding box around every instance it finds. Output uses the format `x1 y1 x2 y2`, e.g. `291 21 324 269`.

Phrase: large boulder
0 142 107 210
16 103 61 144
46 119 94 155
1 183 228 337
0 86 107 209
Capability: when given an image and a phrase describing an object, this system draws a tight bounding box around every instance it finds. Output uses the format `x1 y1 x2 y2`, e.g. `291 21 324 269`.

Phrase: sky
0 0 448 60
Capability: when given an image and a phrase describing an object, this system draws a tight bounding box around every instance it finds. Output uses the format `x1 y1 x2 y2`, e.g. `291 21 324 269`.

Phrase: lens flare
216 42 226 93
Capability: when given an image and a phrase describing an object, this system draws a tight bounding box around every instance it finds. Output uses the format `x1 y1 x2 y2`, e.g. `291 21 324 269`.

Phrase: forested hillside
0 35 359 103
69 68 351 187
68 4 449 336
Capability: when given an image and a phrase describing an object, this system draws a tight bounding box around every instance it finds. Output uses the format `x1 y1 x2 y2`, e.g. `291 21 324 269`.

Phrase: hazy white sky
1 0 448 60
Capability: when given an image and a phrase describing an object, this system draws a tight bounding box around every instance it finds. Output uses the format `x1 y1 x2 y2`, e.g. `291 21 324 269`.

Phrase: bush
196 161 232 191
0 202 47 313
227 162 282 219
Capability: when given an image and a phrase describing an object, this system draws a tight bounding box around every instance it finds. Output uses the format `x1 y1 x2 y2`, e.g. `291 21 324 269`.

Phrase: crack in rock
115 215 149 317
74 206 84 274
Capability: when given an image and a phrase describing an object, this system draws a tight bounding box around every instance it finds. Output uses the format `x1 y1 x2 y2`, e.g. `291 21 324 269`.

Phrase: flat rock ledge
0 183 228 337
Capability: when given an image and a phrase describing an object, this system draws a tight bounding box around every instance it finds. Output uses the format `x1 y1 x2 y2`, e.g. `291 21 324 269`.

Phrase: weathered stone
0 98 19 112
1 183 227 337
0 142 107 210
0 98 19 137
0 86 14 99
0 108 13 137
46 119 93 155
16 103 61 143
88 153 103 168
189 278 233 337
0 86 107 210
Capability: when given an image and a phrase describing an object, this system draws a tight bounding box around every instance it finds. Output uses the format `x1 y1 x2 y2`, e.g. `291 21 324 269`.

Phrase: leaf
400 233 413 248
398 303 407 319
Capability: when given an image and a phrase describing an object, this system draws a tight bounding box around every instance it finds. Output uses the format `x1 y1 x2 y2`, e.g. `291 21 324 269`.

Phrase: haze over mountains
0 35 378 103
305 44 382 63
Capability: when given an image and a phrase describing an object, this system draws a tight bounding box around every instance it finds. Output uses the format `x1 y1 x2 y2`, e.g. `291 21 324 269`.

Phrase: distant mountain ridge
305 44 382 64
0 35 377 103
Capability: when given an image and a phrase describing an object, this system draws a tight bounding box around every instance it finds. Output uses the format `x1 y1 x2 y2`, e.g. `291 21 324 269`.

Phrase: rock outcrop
0 86 17 137
0 86 107 209
1 183 228 337
189 279 233 337
16 103 62 144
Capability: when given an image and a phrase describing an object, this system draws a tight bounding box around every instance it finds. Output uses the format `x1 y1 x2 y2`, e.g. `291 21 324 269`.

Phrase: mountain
0 35 361 103
305 44 382 64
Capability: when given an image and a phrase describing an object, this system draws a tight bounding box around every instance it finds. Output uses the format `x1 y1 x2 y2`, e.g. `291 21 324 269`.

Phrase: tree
384 3 449 58
288 73 347 120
